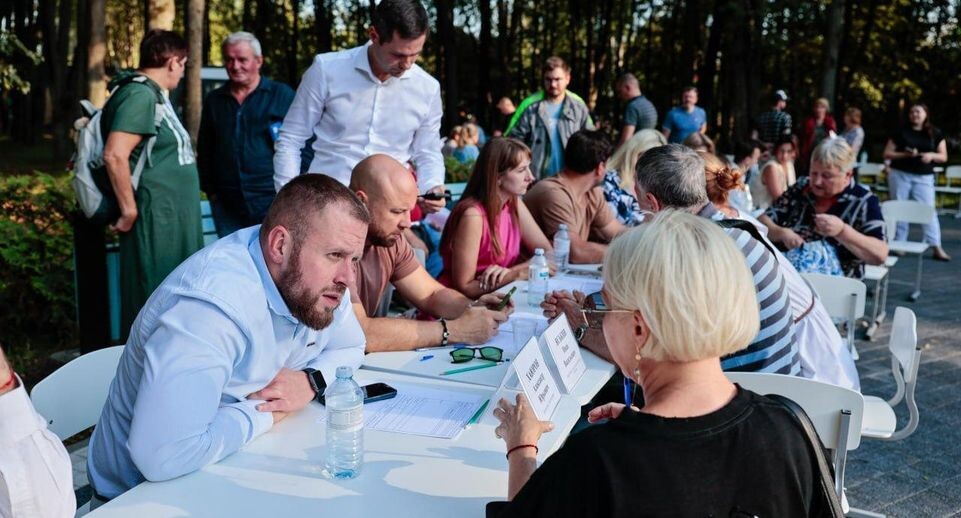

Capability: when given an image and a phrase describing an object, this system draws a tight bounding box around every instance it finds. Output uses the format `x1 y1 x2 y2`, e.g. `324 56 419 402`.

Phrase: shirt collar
247 226 298 323
354 41 412 82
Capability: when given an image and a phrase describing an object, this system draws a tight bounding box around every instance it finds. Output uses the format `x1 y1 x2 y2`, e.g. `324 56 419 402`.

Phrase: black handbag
769 394 847 518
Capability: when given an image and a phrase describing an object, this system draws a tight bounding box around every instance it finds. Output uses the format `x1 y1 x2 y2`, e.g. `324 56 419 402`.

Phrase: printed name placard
511 337 561 420
539 313 586 394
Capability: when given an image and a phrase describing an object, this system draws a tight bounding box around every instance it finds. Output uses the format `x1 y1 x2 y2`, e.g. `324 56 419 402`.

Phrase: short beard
277 245 341 330
368 228 400 248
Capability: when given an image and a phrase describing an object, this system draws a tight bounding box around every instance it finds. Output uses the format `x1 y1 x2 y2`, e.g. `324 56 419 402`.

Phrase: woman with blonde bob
602 129 666 225
491 210 827 516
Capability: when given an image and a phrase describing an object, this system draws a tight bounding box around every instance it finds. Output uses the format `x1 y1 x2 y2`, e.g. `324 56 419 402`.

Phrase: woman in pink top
440 138 554 298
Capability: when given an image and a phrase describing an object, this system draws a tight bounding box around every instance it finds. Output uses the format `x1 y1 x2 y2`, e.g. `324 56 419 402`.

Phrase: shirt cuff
0 375 47 443
230 399 274 441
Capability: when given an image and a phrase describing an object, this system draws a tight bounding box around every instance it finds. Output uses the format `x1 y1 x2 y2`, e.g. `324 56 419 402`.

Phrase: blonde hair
458 123 479 147
814 97 830 110
606 129 667 190
810 137 855 173
602 210 759 362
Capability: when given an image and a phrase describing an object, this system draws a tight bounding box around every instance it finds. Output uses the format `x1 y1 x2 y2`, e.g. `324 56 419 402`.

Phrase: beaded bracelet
439 318 450 347
506 444 538 459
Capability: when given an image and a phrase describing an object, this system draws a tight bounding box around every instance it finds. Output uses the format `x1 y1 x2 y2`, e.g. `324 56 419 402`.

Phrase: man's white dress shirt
273 42 444 193
87 226 366 499
0 375 75 518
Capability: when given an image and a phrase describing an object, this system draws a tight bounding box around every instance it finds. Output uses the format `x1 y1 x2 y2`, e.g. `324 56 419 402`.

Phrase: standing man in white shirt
0 345 75 518
273 0 447 213
87 175 370 503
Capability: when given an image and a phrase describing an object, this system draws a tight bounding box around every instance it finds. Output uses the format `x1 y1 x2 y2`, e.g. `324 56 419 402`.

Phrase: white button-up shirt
0 375 75 518
273 42 444 193
87 226 366 499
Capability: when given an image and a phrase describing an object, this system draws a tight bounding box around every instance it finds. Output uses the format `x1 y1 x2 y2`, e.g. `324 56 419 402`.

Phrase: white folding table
86 370 583 518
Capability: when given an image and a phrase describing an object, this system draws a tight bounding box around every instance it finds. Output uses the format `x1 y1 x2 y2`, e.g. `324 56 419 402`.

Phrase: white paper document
319 383 487 439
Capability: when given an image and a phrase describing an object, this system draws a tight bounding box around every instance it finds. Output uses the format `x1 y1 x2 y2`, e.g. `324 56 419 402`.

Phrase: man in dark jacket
198 31 295 236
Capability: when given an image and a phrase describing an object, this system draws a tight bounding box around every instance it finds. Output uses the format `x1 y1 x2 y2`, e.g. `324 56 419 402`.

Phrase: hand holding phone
420 191 452 201
495 286 517 311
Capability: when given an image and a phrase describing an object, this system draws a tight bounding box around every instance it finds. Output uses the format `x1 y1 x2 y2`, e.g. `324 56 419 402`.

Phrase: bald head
350 154 418 247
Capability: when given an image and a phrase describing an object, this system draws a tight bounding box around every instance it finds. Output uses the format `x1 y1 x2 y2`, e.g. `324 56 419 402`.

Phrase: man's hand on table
474 292 515 315
448 307 509 345
249 368 316 417
541 290 588 323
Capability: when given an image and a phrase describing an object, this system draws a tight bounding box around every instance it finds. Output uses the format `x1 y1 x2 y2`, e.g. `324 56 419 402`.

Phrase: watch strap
302 368 326 399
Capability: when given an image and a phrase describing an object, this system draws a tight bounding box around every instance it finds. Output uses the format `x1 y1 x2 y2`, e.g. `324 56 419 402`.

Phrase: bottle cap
534 248 544 256
336 366 353 379
559 224 568 230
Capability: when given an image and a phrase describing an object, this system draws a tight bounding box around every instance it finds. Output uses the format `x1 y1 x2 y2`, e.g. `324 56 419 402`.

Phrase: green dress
100 74 204 335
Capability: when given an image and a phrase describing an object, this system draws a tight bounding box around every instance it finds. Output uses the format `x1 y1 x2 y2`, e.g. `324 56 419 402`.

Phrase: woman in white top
750 136 797 210
702 151 860 390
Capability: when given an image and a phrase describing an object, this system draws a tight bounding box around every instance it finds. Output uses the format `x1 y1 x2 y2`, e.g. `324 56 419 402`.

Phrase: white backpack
71 75 165 224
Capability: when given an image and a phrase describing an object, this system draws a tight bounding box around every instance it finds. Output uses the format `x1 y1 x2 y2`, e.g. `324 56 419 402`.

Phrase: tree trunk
697 0 726 117
87 0 107 106
39 0 72 157
185 0 204 145
147 0 175 30
289 0 300 86
435 0 457 131
478 0 493 126
242 0 254 31
820 0 845 106
315 0 333 53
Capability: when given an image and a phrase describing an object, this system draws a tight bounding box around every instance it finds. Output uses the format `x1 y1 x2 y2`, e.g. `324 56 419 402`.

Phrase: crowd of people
2 0 955 516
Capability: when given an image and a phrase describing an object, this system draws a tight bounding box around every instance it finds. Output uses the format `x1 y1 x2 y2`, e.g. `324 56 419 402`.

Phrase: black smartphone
495 286 517 310
420 191 452 201
319 382 398 405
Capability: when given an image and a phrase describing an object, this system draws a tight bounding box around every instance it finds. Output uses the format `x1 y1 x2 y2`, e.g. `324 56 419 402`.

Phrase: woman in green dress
101 30 203 335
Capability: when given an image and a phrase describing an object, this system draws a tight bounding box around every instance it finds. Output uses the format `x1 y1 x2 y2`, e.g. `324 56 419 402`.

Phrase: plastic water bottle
553 224 571 273
324 366 364 479
527 248 550 306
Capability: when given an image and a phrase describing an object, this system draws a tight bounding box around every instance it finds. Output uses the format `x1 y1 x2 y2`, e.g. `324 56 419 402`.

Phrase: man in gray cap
753 89 793 152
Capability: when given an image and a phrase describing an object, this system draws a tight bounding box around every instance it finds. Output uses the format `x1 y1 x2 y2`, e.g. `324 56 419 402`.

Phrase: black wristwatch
573 324 589 345
302 368 327 400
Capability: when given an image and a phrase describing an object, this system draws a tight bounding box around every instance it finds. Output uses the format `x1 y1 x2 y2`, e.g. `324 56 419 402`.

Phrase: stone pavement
844 214 961 516
68 216 961 515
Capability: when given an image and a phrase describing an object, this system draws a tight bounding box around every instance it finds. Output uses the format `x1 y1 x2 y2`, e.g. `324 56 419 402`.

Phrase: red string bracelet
0 371 16 393
506 444 538 460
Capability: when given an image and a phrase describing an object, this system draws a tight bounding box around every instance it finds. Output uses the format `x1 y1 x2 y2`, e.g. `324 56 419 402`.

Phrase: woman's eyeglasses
581 309 634 329
449 346 504 364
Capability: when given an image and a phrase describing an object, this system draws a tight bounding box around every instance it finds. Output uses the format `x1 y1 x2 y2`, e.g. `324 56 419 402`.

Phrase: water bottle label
536 269 549 281
328 404 363 432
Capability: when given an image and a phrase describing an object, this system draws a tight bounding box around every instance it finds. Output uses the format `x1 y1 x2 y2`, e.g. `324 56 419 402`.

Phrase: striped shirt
700 204 800 375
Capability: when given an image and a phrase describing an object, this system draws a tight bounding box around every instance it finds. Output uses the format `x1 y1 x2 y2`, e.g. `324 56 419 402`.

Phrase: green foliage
444 156 474 184
0 173 77 351
0 32 42 94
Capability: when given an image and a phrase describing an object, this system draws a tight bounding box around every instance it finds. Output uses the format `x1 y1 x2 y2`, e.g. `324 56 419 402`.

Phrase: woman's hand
773 226 805 250
477 265 512 293
919 152 936 164
813 214 846 238
587 402 639 423
493 393 554 451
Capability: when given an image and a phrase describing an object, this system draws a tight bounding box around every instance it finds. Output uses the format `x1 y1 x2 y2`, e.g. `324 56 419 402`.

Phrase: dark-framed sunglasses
449 346 504 364
581 308 634 329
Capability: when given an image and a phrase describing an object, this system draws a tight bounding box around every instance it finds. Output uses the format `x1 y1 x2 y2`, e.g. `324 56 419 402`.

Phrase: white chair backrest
881 200 937 237
945 165 961 182
726 372 864 450
802 273 866 320
30 346 124 441
858 162 884 177
889 307 920 383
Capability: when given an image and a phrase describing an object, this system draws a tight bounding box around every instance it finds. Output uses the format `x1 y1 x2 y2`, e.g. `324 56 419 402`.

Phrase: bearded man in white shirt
273 0 447 214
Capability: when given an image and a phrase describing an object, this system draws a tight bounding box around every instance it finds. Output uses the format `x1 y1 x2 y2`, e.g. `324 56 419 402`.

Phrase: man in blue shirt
87 175 369 502
662 86 707 144
198 32 296 237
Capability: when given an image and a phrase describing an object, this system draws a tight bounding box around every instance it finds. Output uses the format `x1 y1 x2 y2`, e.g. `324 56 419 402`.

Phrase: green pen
441 362 500 376
465 399 491 428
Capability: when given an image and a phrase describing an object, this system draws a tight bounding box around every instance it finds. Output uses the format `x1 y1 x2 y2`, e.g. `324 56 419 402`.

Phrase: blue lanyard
623 377 633 407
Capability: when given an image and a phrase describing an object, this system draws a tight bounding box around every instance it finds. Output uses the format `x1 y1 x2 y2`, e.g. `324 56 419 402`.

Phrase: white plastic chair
881 200 936 301
725 372 864 504
862 259 895 341
803 273 866 360
934 165 961 217
30 346 124 441
861 307 921 442
857 162 884 189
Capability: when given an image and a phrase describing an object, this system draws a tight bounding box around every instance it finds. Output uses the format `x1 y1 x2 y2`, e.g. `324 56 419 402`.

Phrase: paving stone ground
68 216 961 515
844 214 961 516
